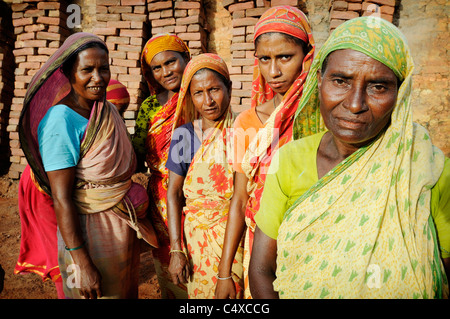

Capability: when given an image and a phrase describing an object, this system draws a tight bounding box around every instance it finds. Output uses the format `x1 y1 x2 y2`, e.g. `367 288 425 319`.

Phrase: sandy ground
0 174 161 299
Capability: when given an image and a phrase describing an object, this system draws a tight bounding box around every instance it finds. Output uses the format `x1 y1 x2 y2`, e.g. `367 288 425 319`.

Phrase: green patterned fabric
270 17 448 298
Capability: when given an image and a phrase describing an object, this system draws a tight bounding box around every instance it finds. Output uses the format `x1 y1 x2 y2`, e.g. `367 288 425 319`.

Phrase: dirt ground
0 174 161 299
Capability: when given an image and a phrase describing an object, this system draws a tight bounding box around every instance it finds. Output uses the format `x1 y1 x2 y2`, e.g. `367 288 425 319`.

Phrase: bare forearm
218 195 247 276
249 226 279 299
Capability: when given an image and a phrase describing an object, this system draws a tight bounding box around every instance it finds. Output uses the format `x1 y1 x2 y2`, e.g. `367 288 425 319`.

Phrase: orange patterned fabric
173 54 244 298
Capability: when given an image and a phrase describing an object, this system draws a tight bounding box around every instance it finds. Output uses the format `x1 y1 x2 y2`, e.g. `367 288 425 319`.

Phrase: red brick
177 32 201 41
176 15 201 25
271 0 299 6
232 17 259 27
121 0 146 5
369 0 395 6
174 1 201 10
121 13 147 21
228 1 254 13
97 0 120 5
330 9 360 20
36 31 62 41
37 2 61 10
152 17 175 27
120 29 145 37
13 17 34 27
148 1 172 12
332 1 348 11
13 47 35 56
36 16 61 25
24 9 45 18
93 27 119 36
11 3 31 12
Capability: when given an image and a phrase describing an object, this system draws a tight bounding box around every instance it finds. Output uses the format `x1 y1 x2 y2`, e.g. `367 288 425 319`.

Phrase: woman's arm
215 172 249 299
249 226 279 299
47 167 102 299
166 169 190 284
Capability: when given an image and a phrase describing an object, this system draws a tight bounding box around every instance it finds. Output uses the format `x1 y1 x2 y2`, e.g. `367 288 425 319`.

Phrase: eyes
192 87 221 96
257 54 293 64
330 77 395 95
151 58 177 72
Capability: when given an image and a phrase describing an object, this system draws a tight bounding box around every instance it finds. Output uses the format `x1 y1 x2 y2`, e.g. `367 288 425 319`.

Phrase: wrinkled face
150 50 188 92
189 69 231 123
255 32 306 95
70 47 111 103
318 49 399 148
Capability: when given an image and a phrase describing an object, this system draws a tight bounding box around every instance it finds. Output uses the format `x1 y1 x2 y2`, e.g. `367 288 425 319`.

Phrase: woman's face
255 33 306 95
189 69 231 123
150 50 188 92
70 47 111 104
318 49 399 148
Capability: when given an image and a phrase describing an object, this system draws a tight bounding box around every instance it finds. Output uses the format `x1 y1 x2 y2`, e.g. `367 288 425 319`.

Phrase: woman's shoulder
41 104 87 125
280 131 326 155
234 107 262 129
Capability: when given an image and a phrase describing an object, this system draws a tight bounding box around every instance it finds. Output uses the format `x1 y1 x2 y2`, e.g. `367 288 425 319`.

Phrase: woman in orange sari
166 54 244 299
132 34 190 298
216 6 315 299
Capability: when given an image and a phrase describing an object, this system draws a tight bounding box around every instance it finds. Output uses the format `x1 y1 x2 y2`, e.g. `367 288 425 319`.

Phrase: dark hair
255 32 309 56
61 41 109 78
192 68 232 90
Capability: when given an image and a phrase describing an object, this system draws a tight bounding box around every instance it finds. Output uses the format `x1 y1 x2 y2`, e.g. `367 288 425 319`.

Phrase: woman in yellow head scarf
132 34 190 299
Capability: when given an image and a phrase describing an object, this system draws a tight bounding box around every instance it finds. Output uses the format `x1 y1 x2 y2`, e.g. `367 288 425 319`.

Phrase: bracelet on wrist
216 274 233 280
169 249 187 258
65 241 86 251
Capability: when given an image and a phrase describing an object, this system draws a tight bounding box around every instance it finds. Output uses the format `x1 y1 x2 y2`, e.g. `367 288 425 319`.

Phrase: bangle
169 249 187 258
216 274 233 280
65 241 86 251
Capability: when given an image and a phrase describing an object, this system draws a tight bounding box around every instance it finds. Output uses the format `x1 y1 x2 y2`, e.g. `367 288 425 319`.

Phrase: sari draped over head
18 32 158 249
275 17 448 298
138 34 190 299
173 53 244 299
139 33 190 225
241 5 315 232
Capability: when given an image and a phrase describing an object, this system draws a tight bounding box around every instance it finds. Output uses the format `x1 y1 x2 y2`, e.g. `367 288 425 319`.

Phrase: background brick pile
0 0 448 179
8 0 71 178
0 1 15 175
329 0 396 31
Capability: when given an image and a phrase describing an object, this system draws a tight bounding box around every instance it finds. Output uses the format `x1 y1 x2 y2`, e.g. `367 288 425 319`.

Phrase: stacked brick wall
329 0 396 31
0 0 448 179
7 0 71 179
0 2 15 174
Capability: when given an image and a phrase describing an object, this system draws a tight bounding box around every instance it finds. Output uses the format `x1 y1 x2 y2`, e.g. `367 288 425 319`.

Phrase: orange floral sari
172 54 244 299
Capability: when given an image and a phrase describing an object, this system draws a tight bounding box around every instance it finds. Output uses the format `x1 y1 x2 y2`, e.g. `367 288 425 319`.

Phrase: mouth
87 86 105 94
164 77 178 85
268 81 285 89
336 117 366 129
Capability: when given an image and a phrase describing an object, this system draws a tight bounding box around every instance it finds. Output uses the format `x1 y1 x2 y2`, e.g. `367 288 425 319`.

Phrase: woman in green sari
249 17 450 299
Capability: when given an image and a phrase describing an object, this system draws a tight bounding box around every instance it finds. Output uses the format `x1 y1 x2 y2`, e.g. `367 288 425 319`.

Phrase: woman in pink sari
18 33 157 299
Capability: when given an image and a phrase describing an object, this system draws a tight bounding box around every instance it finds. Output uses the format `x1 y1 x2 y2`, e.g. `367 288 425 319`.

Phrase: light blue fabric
38 104 88 172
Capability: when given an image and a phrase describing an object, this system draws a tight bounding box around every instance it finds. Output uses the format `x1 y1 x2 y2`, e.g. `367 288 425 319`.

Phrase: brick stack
93 0 149 135
223 0 305 114
8 0 70 179
0 2 15 174
148 0 207 56
329 0 397 31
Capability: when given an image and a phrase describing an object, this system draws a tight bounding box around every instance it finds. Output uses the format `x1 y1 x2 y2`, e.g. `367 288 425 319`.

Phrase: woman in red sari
216 6 316 299
132 34 190 299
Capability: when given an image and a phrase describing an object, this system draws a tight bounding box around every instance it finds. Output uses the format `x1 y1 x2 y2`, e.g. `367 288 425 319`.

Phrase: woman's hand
168 251 190 284
75 254 103 299
215 276 236 299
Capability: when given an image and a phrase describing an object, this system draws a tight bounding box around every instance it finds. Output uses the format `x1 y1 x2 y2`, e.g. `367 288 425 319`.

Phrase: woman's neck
156 90 176 106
